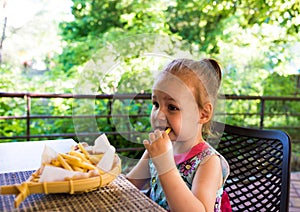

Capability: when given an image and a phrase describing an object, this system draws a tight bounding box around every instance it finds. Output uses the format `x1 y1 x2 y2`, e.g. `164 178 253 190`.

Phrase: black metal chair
212 122 291 212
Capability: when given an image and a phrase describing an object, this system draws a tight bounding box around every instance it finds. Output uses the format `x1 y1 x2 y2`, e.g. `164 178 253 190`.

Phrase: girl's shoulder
175 142 230 182
174 141 215 165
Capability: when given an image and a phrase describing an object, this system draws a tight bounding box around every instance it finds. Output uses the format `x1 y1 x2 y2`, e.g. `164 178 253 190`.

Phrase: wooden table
0 140 166 211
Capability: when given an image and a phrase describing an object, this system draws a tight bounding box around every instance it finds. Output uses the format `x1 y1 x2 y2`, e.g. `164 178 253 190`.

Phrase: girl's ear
199 103 213 124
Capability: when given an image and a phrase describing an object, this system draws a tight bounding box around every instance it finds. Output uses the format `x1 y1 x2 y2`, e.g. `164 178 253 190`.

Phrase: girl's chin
168 135 179 142
167 135 175 142
174 135 198 142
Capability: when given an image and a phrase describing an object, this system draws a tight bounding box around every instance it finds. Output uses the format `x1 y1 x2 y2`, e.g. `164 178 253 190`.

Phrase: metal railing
0 92 299 144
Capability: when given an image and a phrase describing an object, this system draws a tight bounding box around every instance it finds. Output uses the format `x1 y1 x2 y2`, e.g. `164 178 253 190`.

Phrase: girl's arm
144 130 222 211
159 154 222 212
126 150 151 189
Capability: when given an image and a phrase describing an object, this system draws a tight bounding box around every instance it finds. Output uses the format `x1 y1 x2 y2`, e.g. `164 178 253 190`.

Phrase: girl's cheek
150 114 155 128
168 119 180 139
175 118 199 141
150 110 160 129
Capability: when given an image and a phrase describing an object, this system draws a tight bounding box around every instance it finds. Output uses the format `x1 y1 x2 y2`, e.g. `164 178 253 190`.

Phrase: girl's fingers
149 133 156 143
149 130 170 144
162 130 168 138
154 129 162 139
143 139 150 148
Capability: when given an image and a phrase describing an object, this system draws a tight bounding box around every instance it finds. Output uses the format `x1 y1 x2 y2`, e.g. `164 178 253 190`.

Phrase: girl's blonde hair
162 58 222 134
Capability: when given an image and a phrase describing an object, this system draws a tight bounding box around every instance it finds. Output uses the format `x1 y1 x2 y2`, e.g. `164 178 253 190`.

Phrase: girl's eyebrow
152 94 175 102
165 96 175 101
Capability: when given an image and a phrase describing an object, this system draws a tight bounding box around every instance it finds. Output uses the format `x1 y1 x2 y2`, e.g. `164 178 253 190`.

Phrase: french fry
68 151 90 163
71 165 85 172
70 160 97 170
57 154 73 171
165 127 171 134
50 159 61 167
32 170 40 178
80 162 97 170
60 153 82 164
31 178 39 182
81 162 96 170
77 143 91 160
89 154 103 165
58 152 96 171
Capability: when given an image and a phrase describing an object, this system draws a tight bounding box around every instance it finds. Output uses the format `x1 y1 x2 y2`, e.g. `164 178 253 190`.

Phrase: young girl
126 58 230 211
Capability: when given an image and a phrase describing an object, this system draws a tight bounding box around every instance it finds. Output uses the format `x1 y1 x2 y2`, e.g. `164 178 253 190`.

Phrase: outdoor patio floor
290 172 300 211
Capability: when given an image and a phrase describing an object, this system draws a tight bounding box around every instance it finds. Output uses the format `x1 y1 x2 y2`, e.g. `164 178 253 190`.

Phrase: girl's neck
172 135 205 154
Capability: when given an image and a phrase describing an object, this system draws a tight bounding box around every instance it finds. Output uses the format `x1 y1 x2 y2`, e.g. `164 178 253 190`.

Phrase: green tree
58 0 171 71
167 0 299 54
58 0 300 72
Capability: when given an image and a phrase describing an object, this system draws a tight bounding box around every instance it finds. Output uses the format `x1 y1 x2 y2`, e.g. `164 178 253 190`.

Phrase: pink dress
149 142 231 211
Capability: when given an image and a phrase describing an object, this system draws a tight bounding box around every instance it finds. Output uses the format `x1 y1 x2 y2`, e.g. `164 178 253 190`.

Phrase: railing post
107 99 112 126
26 94 31 141
107 98 117 140
260 98 265 129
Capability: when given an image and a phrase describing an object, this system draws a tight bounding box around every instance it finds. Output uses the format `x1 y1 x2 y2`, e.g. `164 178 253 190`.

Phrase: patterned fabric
149 142 230 211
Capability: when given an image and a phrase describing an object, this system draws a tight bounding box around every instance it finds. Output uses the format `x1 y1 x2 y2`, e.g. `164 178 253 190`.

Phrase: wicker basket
0 154 121 208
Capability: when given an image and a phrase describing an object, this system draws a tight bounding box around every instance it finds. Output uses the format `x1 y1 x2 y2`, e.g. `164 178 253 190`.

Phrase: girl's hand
144 129 171 157
143 129 176 175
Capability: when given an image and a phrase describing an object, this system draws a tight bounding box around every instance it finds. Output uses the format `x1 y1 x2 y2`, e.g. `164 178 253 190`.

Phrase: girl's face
151 73 201 143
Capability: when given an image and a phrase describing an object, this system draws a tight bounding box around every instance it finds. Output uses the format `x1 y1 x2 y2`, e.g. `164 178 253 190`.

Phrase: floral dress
149 142 230 211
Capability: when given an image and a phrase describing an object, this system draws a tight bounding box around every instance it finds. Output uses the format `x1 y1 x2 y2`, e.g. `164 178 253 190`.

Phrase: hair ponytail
208 58 222 82
201 58 222 89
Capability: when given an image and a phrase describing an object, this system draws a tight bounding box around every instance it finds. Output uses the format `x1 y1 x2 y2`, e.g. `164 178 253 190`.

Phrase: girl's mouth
165 127 171 134
155 127 171 133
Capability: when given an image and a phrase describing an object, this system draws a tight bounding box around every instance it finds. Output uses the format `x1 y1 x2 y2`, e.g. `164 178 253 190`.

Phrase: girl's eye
152 101 159 109
168 104 179 111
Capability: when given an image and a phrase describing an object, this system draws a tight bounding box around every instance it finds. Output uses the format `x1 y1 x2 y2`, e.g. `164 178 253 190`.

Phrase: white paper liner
38 134 116 182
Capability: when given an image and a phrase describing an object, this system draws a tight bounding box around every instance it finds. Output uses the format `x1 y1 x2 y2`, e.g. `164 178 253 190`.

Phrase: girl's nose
156 110 167 120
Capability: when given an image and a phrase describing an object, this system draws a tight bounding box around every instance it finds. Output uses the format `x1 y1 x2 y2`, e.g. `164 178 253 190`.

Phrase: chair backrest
212 122 291 212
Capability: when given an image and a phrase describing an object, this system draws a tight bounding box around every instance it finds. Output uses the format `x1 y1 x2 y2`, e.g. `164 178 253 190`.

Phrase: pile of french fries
31 143 104 182
0 140 122 209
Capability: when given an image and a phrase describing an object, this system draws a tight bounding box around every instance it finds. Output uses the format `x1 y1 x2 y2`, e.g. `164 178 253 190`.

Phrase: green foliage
264 73 299 96
262 73 300 141
58 0 171 71
1 0 300 165
56 0 300 101
58 0 300 70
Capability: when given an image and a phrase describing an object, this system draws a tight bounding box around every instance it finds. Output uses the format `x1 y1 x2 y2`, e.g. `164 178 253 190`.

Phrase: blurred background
0 0 299 170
